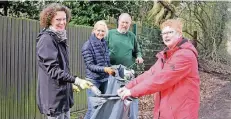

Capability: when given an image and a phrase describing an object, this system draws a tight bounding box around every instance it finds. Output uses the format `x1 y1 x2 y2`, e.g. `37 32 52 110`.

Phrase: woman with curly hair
36 3 92 119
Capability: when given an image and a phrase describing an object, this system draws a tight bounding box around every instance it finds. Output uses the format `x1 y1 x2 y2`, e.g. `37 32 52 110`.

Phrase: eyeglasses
160 31 175 36
55 18 67 22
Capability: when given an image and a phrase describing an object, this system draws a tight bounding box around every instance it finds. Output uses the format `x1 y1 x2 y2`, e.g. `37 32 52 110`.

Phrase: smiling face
50 11 66 31
118 15 131 33
161 26 181 48
93 24 107 40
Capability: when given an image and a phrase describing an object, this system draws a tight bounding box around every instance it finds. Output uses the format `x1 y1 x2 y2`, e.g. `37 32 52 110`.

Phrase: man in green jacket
106 13 143 119
106 13 143 68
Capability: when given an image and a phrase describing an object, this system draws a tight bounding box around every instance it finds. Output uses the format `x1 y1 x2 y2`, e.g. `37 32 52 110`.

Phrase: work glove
74 77 93 90
104 67 115 76
72 84 80 93
117 87 131 100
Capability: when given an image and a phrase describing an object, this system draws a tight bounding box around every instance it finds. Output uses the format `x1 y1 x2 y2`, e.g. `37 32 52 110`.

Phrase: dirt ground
138 59 231 119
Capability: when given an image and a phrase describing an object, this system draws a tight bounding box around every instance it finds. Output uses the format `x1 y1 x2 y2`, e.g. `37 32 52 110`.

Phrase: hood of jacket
156 38 198 59
36 28 67 44
89 33 106 45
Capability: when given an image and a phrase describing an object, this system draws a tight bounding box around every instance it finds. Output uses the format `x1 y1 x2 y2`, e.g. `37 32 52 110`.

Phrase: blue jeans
84 79 108 119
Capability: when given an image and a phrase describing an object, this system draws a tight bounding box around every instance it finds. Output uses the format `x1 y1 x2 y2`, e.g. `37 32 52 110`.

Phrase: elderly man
117 19 200 119
106 13 143 119
106 13 143 68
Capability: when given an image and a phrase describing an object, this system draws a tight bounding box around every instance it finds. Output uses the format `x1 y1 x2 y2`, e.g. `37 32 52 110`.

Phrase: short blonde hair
92 20 108 37
160 19 183 35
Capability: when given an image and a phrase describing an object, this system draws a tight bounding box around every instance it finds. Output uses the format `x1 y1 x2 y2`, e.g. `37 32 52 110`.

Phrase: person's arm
37 34 75 83
130 49 196 97
133 34 142 58
81 41 105 73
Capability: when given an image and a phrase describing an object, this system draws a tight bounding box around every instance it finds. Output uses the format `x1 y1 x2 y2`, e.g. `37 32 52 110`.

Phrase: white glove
72 84 80 93
74 77 93 89
117 87 131 100
124 69 135 80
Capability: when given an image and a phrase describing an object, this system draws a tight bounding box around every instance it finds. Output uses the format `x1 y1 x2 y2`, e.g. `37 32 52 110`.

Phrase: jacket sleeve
81 41 105 73
133 34 142 58
36 34 75 83
125 59 159 89
130 49 195 97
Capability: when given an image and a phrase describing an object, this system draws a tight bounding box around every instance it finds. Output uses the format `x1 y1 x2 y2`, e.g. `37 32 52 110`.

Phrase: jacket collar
89 34 105 45
46 29 67 43
37 28 67 45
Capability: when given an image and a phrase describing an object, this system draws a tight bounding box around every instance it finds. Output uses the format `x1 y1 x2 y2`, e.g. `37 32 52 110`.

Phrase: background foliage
0 1 230 63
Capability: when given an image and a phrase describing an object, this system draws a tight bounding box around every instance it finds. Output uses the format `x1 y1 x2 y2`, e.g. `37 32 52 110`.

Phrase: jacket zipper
158 92 161 119
158 58 165 119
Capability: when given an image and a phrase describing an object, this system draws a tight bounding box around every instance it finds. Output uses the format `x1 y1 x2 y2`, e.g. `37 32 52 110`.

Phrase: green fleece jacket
106 29 142 68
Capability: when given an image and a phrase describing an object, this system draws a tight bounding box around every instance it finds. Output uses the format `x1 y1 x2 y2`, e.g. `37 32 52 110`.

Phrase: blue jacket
82 34 110 81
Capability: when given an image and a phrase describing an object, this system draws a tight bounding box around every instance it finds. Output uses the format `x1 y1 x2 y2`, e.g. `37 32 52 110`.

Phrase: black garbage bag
89 95 133 119
89 65 136 119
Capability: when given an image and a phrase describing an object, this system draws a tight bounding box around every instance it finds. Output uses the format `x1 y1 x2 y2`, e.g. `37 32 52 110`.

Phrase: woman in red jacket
117 19 200 119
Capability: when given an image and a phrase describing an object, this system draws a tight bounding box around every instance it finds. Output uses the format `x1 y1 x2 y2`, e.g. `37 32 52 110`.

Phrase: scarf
48 26 67 42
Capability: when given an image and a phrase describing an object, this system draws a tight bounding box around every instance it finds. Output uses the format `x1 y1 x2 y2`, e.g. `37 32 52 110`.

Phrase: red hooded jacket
126 38 200 119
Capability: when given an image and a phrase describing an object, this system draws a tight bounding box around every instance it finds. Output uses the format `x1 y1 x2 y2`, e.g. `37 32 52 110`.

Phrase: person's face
50 11 66 31
118 17 131 33
93 25 106 40
161 26 181 48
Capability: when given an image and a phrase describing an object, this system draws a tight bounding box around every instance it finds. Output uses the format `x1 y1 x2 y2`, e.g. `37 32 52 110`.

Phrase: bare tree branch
159 1 178 17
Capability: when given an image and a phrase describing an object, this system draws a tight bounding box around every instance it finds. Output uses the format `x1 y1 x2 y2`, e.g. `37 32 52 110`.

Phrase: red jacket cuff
125 83 133 89
130 88 140 97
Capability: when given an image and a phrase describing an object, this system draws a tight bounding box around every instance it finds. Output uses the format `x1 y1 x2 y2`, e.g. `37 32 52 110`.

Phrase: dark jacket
36 29 75 116
81 34 110 81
